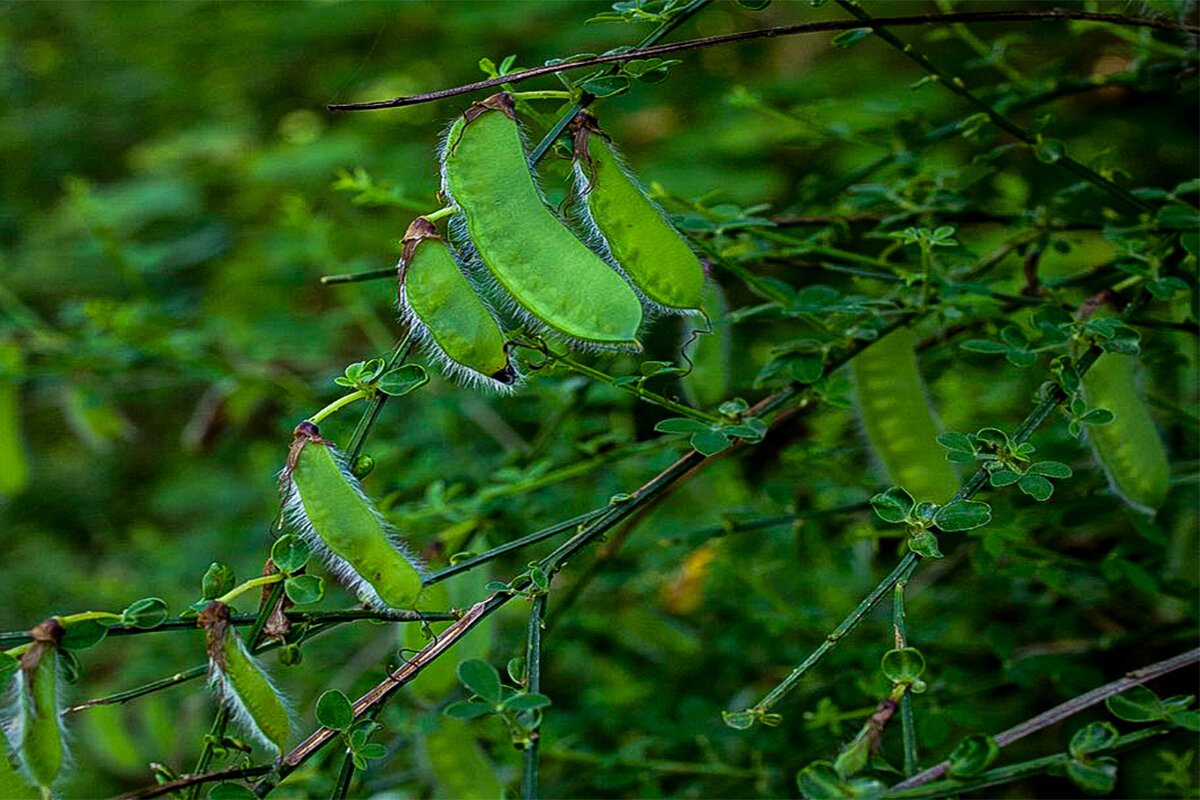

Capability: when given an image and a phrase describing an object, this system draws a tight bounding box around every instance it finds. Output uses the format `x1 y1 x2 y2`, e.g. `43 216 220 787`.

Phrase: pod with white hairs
281 421 424 610
199 601 290 756
440 92 644 350
397 217 518 392
571 110 705 315
9 619 66 793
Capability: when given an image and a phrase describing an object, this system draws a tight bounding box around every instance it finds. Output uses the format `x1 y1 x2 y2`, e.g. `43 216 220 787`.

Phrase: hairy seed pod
282 422 423 609
199 601 291 756
440 92 644 349
571 110 705 314
0 741 37 800
12 620 65 792
397 217 518 392
681 281 732 409
1081 351 1170 513
852 326 959 504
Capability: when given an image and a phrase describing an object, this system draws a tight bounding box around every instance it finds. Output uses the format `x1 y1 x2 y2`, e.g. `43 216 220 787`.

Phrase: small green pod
852 326 959 504
0 338 29 497
440 92 644 349
283 422 423 609
571 111 705 314
199 602 291 755
397 217 518 392
681 281 732 409
14 621 65 792
1081 351 1170 513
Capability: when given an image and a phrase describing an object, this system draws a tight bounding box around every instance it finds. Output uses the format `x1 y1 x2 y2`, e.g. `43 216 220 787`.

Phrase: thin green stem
422 204 456 223
834 0 1149 214
319 266 395 286
892 582 917 778
521 594 547 800
214 574 284 605
345 333 412 463
309 390 368 424
509 90 573 102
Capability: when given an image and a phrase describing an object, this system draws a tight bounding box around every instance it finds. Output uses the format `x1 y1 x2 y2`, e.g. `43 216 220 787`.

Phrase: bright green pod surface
1082 352 1170 513
19 647 62 790
852 327 959 504
681 281 732 409
0 339 29 497
222 634 290 755
0 744 37 800
290 428 422 609
441 93 643 348
575 114 704 312
423 718 506 800
399 218 516 390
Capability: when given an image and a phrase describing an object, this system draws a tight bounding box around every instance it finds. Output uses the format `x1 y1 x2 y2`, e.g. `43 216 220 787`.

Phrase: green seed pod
852 326 959 504
398 217 518 392
681 281 732 409
282 422 424 609
440 92 644 349
403 567 493 702
12 620 65 792
571 111 705 314
0 740 37 800
199 602 291 756
0 337 29 497
1081 351 1170 513
422 718 505 800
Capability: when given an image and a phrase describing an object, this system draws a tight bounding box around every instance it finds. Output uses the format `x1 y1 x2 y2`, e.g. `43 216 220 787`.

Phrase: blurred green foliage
0 1 1197 798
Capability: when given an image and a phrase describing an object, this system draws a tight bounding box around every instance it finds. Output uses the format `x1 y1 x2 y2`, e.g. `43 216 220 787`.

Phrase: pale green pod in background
571 110 705 314
397 217 518 393
0 337 29 497
12 621 65 793
681 281 732 409
852 326 959 504
1081 351 1170 514
282 422 423 610
440 92 644 349
422 718 506 800
199 602 290 756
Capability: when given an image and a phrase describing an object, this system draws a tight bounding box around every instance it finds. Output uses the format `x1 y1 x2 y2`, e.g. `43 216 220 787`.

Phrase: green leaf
946 734 999 779
989 469 1021 487
1081 409 1114 425
581 75 631 98
357 743 387 760
458 659 502 704
443 699 493 720
722 710 756 730
378 364 429 397
284 574 323 605
1069 721 1119 759
936 432 973 453
1105 685 1163 722
270 534 309 573
1034 138 1066 164
796 761 853 799
348 719 381 750
736 0 772 9
504 692 552 712
834 735 871 778
870 487 914 524
121 597 169 629
506 656 526 685
881 647 926 684
831 28 870 48
908 529 943 558
934 500 991 532
316 689 354 731
202 563 236 600
1168 709 1200 731
1018 474 1054 501
654 417 709 435
208 783 257 800
1027 460 1071 479
791 353 826 384
960 339 1007 354
1065 756 1117 795
60 619 110 650
690 428 731 456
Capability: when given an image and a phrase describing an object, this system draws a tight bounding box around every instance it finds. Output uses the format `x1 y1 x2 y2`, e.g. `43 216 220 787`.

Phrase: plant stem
892 581 918 778
328 10 1195 112
214 574 284 605
345 333 412 463
422 204 456 223
319 266 396 285
521 594 547 800
309 390 367 424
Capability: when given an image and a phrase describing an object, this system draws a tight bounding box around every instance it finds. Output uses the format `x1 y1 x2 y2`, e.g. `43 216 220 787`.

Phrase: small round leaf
121 597 169 629
316 689 354 731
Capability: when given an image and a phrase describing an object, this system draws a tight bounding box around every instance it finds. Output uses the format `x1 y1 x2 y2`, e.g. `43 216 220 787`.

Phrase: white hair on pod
395 252 522 396
5 648 71 786
569 136 703 321
206 632 292 755
438 106 644 355
278 441 426 612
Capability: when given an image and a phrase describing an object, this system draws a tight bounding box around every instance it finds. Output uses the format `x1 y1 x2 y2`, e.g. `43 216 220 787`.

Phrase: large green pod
571 111 705 314
852 326 959 504
14 622 64 792
0 338 29 497
283 422 423 609
398 217 518 392
440 92 643 349
1081 351 1170 513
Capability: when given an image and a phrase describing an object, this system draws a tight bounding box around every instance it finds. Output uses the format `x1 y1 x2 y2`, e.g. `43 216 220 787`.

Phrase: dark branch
329 10 1198 112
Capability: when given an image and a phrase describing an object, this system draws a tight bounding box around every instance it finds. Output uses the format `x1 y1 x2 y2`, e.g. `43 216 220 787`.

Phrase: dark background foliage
0 1 1196 797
